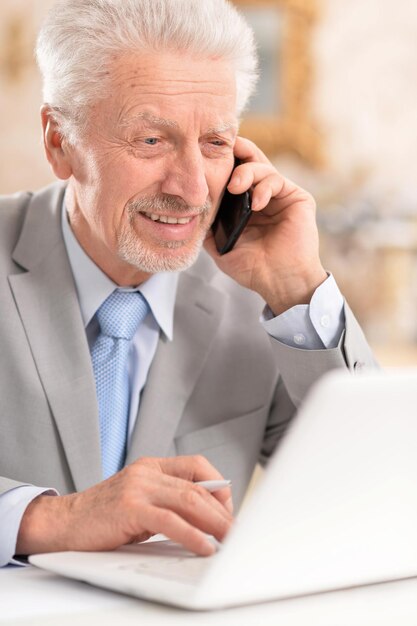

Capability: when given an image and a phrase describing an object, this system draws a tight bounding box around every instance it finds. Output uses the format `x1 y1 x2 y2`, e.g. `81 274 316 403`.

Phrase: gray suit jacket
0 183 376 508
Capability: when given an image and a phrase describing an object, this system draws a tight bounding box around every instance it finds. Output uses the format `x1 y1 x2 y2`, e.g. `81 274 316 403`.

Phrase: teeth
143 212 192 225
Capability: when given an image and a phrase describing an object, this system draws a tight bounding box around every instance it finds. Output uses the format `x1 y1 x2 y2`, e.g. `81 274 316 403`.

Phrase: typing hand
16 456 233 558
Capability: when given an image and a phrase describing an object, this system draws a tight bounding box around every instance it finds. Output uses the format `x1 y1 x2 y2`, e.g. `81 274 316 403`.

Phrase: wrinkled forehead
94 50 239 131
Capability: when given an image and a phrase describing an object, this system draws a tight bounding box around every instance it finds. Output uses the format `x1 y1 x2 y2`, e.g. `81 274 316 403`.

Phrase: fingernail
203 540 216 556
251 198 260 211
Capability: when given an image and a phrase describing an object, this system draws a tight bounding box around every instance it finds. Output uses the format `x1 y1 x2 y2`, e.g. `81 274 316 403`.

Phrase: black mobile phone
212 162 252 255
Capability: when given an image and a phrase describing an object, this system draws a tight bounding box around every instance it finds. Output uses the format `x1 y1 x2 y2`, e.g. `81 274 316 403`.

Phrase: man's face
65 51 238 285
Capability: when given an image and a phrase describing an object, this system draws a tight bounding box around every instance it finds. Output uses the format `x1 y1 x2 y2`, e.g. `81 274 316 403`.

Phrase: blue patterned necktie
91 289 149 479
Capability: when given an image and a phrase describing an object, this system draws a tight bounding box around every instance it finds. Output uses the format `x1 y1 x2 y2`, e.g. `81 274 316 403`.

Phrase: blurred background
1 0 417 366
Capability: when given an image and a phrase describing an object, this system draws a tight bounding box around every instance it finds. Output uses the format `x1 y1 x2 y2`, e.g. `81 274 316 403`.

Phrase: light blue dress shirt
0 203 345 566
62 205 178 441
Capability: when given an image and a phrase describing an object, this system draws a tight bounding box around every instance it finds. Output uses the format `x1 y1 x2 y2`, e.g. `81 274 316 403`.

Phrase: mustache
127 195 212 217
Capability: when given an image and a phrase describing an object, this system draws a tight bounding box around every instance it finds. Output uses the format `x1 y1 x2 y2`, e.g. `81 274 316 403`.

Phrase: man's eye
144 137 159 145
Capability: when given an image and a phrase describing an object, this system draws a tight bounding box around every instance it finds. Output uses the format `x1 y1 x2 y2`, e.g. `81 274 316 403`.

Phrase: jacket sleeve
259 302 378 465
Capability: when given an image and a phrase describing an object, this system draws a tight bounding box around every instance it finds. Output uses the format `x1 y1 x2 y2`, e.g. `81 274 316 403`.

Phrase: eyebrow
206 122 238 135
119 112 237 135
119 112 179 129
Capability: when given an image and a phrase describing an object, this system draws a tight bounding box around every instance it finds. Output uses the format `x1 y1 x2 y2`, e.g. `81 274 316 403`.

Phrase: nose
161 148 209 208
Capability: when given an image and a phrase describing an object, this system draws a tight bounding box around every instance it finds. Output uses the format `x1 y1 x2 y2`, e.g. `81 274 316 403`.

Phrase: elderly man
0 0 375 565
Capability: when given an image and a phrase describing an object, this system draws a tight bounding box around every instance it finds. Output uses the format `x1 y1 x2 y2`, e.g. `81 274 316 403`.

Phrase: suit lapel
126 269 225 462
9 185 102 491
10 184 226 482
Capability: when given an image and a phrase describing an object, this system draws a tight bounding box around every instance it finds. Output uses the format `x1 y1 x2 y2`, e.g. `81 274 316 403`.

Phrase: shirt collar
61 200 178 340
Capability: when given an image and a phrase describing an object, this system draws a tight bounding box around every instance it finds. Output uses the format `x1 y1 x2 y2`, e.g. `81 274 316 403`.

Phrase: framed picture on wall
233 0 323 166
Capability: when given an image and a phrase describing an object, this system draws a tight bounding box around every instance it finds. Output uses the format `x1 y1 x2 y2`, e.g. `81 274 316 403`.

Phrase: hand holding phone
212 160 252 255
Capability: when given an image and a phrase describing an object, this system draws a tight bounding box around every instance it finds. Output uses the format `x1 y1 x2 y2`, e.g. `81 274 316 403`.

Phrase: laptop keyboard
114 540 218 585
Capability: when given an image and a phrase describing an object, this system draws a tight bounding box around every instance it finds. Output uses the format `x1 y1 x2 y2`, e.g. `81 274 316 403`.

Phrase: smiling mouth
141 211 194 225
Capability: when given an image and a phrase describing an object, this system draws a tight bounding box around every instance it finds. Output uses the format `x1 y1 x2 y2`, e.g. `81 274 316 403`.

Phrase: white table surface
2 565 417 626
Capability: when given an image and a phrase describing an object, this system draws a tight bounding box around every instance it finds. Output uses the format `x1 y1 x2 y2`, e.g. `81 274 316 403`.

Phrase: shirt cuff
0 485 58 567
261 273 345 350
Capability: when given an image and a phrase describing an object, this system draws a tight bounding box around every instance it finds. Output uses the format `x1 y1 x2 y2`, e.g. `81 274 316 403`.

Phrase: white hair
35 0 258 142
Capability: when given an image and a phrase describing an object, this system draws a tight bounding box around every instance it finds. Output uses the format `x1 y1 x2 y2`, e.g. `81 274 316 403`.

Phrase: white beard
116 194 211 273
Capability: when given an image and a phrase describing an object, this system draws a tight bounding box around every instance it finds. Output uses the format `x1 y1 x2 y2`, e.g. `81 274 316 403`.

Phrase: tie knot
96 290 149 340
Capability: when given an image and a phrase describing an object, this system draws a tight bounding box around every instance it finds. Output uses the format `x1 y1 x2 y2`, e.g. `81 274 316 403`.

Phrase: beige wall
0 0 54 193
311 0 417 351
313 0 417 204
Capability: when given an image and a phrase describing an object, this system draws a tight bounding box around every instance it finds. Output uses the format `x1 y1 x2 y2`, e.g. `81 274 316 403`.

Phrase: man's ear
41 105 73 180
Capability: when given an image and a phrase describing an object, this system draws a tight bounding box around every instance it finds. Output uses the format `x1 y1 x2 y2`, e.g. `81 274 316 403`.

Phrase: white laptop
30 369 417 610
